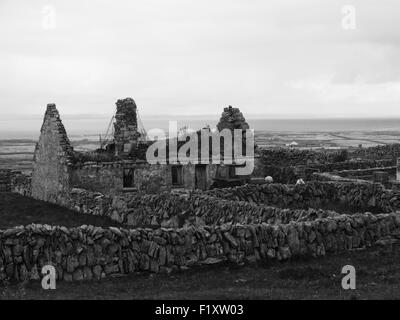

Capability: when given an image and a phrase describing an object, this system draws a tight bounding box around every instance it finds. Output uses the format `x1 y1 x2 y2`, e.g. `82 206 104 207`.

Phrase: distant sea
1 117 400 140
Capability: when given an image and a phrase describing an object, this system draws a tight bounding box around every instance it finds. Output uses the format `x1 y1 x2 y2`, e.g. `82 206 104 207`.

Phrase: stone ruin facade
30 99 257 202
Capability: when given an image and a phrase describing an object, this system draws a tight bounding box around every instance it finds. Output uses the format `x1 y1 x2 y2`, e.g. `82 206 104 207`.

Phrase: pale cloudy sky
0 0 399 118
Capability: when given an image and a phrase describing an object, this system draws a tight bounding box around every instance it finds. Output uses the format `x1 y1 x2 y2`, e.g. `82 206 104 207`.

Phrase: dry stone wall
51 187 340 228
0 170 11 192
261 159 394 184
0 212 399 282
333 166 396 179
0 170 31 196
203 182 400 213
110 193 340 228
65 188 113 217
349 144 400 160
25 180 400 231
260 148 349 167
10 171 31 196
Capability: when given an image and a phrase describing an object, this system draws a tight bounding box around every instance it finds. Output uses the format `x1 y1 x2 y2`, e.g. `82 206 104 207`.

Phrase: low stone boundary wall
349 144 400 160
0 170 11 192
57 188 339 228
111 193 340 227
261 159 394 184
259 148 349 167
334 166 396 178
312 172 372 185
9 173 400 227
65 188 113 217
10 171 32 196
30 180 400 229
0 169 31 195
1 212 399 282
203 182 400 213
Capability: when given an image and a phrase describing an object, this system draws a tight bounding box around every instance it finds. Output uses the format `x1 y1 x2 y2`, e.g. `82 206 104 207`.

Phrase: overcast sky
0 0 399 118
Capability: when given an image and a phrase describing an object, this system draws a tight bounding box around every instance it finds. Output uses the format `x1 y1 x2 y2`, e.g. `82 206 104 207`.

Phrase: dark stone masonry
0 170 11 192
0 212 399 282
217 106 250 131
114 98 141 156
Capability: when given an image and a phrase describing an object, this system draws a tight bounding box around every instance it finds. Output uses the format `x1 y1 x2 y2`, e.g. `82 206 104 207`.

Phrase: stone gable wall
31 104 74 203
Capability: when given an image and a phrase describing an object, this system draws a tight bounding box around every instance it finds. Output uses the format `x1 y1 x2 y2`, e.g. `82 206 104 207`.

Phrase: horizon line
2 113 400 120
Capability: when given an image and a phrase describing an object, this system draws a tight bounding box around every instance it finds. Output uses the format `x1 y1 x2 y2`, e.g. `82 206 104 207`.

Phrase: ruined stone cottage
31 98 256 202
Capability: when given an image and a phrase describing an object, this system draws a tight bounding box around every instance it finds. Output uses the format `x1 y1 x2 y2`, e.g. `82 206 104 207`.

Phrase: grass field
1 243 399 300
0 193 121 229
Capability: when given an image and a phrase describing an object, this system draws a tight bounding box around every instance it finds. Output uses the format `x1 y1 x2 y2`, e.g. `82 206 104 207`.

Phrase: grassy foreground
0 193 121 229
1 243 400 300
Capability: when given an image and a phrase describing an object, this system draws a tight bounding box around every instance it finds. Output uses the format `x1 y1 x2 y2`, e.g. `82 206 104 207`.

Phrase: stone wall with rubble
0 212 399 282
